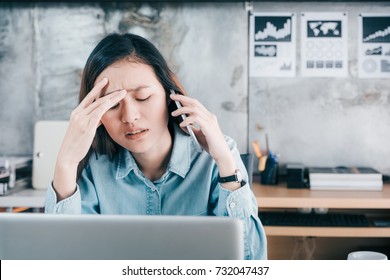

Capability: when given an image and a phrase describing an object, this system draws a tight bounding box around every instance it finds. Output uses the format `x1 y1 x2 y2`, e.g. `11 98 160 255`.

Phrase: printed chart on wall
359 14 390 78
301 12 348 77
249 13 296 77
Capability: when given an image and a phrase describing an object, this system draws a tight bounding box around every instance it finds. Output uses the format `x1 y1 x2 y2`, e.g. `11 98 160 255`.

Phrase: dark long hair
77 33 185 179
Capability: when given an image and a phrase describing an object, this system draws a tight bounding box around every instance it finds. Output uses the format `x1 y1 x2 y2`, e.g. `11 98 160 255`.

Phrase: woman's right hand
53 78 126 200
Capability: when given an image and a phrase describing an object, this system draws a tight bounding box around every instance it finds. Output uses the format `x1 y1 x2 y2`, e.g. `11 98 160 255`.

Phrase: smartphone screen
170 89 203 153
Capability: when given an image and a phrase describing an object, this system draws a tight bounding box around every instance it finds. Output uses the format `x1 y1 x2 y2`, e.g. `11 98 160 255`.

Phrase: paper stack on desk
0 157 32 195
308 167 383 191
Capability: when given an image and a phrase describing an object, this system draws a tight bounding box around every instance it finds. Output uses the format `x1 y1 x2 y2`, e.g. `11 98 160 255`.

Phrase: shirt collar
116 148 137 180
167 124 192 178
116 124 192 180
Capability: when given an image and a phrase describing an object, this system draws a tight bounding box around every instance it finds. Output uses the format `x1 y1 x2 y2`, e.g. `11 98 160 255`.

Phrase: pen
252 141 262 158
252 140 267 172
259 155 267 172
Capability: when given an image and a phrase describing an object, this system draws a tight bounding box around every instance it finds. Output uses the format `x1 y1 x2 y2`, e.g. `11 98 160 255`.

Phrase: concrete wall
0 2 389 175
250 2 390 174
0 2 248 156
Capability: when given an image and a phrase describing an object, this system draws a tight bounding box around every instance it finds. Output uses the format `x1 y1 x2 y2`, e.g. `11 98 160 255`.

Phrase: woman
45 33 267 259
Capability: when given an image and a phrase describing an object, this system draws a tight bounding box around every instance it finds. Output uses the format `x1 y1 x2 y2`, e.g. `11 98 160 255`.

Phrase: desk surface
2 184 389 238
252 182 390 209
0 188 46 208
2 183 390 210
252 182 390 237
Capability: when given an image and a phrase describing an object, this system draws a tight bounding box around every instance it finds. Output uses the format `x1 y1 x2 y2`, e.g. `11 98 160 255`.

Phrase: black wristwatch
218 169 243 185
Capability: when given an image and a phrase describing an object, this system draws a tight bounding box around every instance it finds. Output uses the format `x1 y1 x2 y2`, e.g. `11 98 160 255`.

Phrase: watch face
236 170 243 182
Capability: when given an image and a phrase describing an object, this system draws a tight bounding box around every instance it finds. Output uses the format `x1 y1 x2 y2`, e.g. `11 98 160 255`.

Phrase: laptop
0 214 244 260
32 121 69 189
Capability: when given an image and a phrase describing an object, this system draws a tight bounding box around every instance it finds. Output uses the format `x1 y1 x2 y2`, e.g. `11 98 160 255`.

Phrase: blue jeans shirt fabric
45 125 267 259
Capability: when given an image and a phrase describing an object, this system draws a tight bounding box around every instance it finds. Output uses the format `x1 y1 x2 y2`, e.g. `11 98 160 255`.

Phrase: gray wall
1 2 389 175
0 2 247 156
250 2 390 175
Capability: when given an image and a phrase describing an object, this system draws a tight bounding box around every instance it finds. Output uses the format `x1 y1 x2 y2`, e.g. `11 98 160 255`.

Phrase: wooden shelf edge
254 183 390 209
257 197 390 209
264 226 390 238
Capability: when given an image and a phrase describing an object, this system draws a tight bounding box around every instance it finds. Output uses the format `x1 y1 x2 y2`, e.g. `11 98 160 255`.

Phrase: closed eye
136 96 151 101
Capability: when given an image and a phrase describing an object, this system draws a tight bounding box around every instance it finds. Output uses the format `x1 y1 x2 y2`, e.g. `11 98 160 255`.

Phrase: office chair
240 153 254 187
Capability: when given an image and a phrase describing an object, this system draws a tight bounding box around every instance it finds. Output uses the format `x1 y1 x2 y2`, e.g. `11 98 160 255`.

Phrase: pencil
252 141 262 158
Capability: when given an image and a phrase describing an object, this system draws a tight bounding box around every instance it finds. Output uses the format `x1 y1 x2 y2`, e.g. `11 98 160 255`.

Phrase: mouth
126 129 147 135
125 129 148 140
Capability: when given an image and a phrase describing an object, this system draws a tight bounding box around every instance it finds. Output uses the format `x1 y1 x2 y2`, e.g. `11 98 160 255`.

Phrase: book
0 157 32 196
309 167 383 191
309 180 383 191
309 167 382 180
0 177 31 196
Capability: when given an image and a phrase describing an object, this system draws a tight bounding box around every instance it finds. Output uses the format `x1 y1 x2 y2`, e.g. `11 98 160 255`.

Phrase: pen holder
260 153 279 185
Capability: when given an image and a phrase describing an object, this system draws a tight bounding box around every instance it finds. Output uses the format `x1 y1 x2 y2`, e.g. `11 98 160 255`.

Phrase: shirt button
229 202 236 208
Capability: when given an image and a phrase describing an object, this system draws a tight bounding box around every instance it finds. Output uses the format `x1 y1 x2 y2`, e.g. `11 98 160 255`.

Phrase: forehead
95 59 159 88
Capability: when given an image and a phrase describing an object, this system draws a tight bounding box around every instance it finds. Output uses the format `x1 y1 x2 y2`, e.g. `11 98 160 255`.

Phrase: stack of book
309 167 383 191
0 157 32 196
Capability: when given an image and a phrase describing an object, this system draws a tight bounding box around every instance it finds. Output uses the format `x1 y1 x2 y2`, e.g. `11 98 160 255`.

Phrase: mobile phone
170 89 203 153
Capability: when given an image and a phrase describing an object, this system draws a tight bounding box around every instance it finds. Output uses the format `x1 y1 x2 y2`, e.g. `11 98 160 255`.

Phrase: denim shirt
45 125 267 259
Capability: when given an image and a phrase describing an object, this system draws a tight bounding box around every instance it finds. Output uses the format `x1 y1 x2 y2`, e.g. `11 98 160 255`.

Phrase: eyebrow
103 86 150 96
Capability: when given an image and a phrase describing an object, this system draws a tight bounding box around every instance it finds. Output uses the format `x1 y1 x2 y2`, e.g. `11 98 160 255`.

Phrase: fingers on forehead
89 78 109 97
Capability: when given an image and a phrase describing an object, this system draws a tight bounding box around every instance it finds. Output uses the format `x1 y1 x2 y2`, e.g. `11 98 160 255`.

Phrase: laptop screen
0 214 244 260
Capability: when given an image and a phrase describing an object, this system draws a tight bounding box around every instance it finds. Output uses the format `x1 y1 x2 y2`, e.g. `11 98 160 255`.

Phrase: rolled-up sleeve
44 164 98 214
214 183 267 260
210 136 267 259
44 184 82 214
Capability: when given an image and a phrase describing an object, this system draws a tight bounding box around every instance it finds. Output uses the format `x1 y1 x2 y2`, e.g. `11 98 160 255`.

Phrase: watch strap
218 169 243 184
218 174 237 183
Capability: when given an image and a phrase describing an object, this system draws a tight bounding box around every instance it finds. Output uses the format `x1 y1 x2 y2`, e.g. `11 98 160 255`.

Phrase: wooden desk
253 182 390 209
252 182 390 238
253 182 390 259
0 188 46 212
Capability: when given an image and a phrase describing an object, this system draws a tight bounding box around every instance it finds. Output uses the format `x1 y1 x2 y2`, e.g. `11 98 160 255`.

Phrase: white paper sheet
358 14 390 78
249 13 296 77
301 12 348 77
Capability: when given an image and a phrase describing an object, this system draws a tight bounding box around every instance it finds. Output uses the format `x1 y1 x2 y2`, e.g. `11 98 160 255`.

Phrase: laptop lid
32 121 68 189
0 214 244 260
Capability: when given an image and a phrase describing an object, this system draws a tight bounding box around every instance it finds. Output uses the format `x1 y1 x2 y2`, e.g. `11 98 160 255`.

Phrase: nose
120 96 140 124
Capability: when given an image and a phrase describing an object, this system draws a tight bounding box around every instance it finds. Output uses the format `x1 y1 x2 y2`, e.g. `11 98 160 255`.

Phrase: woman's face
95 59 170 155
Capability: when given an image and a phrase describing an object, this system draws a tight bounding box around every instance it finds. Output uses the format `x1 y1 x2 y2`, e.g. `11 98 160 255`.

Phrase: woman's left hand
170 93 241 191
170 93 232 164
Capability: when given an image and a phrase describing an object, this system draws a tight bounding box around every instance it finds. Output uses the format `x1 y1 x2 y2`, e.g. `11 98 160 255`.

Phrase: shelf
253 182 390 238
264 226 390 238
253 182 390 209
0 188 46 208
